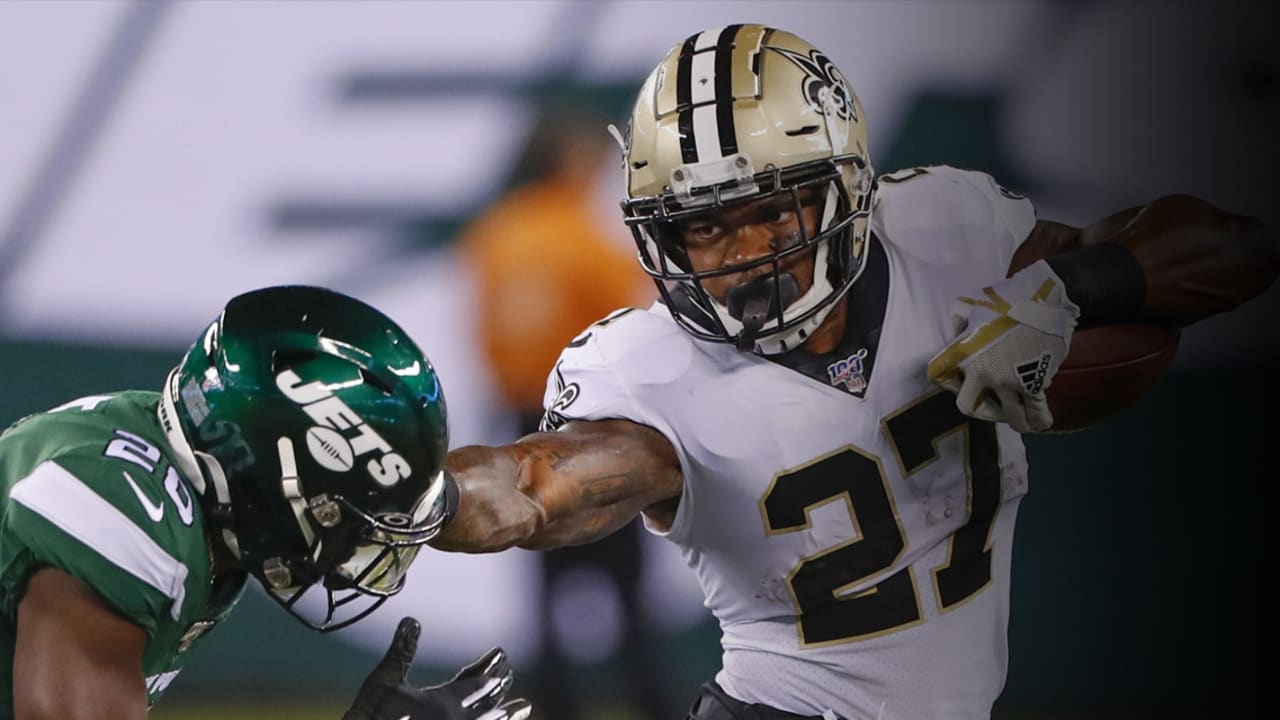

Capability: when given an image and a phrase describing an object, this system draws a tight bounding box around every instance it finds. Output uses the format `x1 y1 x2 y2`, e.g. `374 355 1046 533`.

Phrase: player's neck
800 298 849 355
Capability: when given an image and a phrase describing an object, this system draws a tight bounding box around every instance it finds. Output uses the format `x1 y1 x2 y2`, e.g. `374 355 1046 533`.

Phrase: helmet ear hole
271 349 319 375
357 367 396 396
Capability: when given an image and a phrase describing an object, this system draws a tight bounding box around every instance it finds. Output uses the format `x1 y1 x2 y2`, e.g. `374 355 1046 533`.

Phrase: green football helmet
157 285 451 631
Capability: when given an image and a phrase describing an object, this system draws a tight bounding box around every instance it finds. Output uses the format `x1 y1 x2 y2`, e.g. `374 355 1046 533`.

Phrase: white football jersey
542 166 1036 719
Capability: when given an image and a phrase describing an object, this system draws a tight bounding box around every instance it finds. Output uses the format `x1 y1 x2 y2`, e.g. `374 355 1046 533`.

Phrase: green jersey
0 391 246 717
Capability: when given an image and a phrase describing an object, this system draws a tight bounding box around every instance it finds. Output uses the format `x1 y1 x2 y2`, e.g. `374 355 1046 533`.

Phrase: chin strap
725 272 801 352
194 449 242 560
736 308 765 352
276 437 321 560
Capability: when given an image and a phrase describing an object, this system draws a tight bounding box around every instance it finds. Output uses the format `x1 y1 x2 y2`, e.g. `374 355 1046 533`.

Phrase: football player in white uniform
431 25 1278 720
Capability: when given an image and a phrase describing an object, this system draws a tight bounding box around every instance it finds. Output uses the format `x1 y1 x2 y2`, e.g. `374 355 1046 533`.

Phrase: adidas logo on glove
1016 353 1054 396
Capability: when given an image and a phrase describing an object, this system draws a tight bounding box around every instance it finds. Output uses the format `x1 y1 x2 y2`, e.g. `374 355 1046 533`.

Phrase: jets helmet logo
773 47 856 122
276 369 412 486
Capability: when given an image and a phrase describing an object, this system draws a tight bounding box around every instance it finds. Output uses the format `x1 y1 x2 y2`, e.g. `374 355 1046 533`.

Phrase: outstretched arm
432 419 683 553
1011 195 1279 326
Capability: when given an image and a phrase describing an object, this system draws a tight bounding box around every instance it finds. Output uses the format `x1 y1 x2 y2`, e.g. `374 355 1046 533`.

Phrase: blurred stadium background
0 1 1273 717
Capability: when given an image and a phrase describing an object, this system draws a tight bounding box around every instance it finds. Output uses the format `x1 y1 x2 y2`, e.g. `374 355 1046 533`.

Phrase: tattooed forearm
526 495 645 550
578 472 631 505
547 448 575 472
433 419 682 553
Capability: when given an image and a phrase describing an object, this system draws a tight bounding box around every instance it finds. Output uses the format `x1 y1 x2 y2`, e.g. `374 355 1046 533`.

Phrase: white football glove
926 260 1080 433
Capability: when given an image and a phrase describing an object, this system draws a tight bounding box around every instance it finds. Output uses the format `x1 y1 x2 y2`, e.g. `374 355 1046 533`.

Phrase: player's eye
682 222 724 247
762 207 795 225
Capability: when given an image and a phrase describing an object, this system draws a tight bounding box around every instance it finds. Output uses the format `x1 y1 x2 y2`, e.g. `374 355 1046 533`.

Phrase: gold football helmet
618 24 875 354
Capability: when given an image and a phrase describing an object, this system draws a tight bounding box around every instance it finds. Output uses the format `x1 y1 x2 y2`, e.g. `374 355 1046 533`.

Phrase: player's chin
699 282 732 306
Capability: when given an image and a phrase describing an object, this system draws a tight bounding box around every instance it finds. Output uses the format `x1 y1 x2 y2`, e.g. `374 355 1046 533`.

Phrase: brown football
1044 323 1179 433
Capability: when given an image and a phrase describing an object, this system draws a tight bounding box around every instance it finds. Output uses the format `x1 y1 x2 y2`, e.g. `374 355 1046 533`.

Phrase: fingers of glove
927 302 976 383
955 376 1008 425
450 648 513 712
1023 392 1055 433
954 371 987 416
504 699 534 720
928 314 1001 384
369 616 421 685
926 348 963 385
476 699 533 720
994 387 1033 433
453 647 507 684
461 666 514 714
968 393 1007 425
931 366 963 395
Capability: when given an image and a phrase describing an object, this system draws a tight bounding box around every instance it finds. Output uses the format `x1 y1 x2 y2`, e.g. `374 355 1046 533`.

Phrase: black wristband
1045 242 1146 327
440 469 460 527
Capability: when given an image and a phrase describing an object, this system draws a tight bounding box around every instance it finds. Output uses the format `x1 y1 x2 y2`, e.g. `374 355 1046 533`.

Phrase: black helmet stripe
676 24 744 164
675 35 698 164
713 24 743 158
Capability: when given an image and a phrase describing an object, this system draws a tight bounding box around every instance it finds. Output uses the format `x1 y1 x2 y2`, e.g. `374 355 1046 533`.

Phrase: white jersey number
106 429 197 527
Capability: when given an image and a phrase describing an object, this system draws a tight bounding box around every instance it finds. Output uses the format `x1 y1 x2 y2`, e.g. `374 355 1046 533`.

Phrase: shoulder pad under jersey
873 165 1036 270
540 305 695 430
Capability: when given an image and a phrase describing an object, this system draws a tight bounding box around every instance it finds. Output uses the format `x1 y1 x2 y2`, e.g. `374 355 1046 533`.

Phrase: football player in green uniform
0 285 531 720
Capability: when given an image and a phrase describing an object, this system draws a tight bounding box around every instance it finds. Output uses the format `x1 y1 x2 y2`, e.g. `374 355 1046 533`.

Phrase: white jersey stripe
11 460 189 620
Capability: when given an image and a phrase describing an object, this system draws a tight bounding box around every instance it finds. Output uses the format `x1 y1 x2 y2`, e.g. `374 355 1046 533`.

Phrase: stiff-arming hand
927 260 1080 432
343 617 532 720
